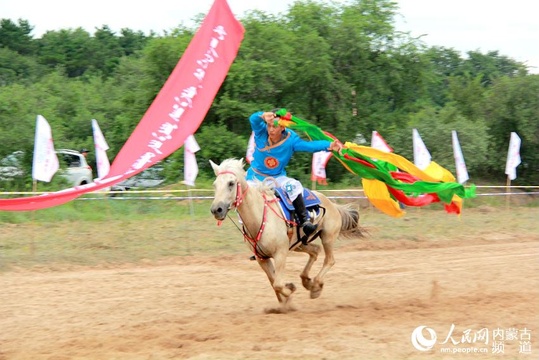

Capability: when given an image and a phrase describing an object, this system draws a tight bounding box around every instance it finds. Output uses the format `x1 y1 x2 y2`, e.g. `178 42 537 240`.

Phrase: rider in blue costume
246 109 342 242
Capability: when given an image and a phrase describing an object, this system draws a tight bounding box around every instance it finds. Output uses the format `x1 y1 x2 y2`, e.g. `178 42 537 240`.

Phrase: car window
61 153 81 168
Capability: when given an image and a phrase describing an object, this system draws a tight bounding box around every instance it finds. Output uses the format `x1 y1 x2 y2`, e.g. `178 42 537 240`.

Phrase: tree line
1 0 538 191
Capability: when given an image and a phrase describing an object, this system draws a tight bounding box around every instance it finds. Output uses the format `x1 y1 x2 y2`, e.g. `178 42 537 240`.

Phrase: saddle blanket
274 187 321 223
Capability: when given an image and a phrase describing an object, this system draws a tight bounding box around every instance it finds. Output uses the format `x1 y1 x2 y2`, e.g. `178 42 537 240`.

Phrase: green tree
460 50 527 85
0 18 36 55
422 46 463 107
37 28 95 77
484 75 539 183
91 26 124 78
195 124 250 177
0 47 46 85
118 28 150 57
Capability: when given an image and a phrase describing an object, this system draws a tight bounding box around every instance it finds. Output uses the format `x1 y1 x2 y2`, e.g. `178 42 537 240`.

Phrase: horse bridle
217 170 249 209
216 170 278 260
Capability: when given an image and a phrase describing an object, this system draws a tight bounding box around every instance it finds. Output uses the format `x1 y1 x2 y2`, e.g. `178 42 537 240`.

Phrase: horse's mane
219 158 275 196
251 178 277 196
219 158 246 178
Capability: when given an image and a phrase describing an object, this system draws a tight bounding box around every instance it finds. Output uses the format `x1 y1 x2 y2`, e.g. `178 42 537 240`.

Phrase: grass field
1 189 537 272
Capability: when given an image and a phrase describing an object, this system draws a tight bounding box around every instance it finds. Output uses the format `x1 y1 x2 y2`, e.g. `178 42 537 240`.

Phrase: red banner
0 0 244 211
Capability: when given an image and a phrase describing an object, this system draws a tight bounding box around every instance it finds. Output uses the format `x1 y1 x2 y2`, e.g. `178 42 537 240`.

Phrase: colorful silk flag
0 0 244 211
275 109 475 217
32 115 59 182
371 130 393 153
451 130 469 184
183 135 200 186
505 132 521 180
311 151 332 185
412 129 431 170
92 119 110 180
246 131 255 164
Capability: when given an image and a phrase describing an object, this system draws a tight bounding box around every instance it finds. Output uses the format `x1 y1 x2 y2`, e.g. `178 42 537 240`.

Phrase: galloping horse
210 158 363 312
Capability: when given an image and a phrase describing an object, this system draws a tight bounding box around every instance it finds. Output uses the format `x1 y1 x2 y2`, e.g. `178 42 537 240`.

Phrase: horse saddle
274 187 321 224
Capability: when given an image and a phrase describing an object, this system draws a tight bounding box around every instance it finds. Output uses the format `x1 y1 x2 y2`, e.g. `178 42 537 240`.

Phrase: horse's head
209 158 246 220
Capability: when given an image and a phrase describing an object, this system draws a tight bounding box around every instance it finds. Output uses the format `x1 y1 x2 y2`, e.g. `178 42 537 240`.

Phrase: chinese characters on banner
92 119 111 180
371 130 393 153
412 129 431 170
183 135 200 186
505 132 521 181
311 151 332 185
451 130 469 184
32 115 59 183
0 0 244 211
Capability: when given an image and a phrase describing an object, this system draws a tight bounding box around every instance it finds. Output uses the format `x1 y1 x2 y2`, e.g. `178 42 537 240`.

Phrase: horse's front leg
268 250 296 312
293 243 321 291
256 258 282 303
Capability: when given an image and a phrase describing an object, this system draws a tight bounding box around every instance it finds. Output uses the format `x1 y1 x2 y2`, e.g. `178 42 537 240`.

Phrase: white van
0 149 93 187
56 149 93 186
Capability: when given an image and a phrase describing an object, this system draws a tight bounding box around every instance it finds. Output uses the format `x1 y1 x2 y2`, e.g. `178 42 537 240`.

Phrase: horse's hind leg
294 243 321 291
310 236 336 299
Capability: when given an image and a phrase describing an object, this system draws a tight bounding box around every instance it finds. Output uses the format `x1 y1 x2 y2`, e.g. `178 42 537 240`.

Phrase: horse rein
216 170 282 260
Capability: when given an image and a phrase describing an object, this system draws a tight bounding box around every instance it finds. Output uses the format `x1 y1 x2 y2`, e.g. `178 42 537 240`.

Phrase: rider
246 108 342 242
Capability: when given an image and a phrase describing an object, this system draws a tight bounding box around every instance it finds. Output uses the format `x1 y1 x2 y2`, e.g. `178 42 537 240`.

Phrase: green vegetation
1 0 538 192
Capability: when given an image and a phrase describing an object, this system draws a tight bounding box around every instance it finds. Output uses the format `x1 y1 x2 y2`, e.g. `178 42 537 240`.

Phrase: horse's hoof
285 282 297 293
310 283 324 299
301 277 313 291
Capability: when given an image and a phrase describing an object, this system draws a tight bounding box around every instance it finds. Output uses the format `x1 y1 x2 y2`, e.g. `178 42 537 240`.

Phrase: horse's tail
337 204 365 238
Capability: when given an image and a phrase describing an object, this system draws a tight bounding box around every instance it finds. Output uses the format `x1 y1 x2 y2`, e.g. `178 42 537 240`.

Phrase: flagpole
31 179 37 254
184 183 193 256
505 176 511 210
180 180 195 217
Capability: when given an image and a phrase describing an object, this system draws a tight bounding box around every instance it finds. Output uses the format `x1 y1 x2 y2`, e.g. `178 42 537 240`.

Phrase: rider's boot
292 193 317 244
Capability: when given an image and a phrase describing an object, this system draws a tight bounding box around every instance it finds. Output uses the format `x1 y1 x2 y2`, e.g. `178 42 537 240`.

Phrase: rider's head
267 108 285 143
267 120 284 141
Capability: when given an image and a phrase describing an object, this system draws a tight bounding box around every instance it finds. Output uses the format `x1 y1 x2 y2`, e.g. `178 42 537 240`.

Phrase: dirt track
1 234 538 360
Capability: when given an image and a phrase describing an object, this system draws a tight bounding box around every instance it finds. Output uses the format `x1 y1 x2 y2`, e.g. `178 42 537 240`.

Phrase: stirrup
302 222 318 236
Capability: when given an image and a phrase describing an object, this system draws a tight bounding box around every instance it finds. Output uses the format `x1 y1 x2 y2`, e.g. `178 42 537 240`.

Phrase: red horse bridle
216 170 284 259
217 170 249 209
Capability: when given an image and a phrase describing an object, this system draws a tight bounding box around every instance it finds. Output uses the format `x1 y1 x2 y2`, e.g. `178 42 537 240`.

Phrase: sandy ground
1 235 538 360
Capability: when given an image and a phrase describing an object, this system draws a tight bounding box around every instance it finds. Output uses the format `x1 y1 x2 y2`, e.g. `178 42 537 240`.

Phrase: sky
2 0 538 73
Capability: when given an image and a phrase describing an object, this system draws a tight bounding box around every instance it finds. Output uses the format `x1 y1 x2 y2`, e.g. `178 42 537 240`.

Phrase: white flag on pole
32 115 59 182
246 131 255 164
92 119 110 180
183 134 200 186
311 151 332 185
451 130 469 184
505 132 522 180
412 128 431 170
371 130 393 153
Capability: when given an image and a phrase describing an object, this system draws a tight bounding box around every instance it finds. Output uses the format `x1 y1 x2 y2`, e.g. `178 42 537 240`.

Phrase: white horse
210 158 363 312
